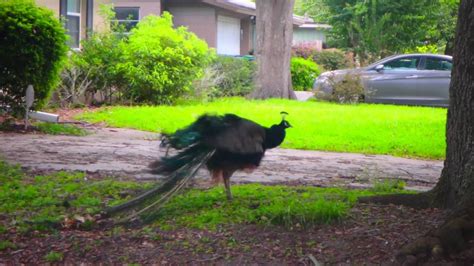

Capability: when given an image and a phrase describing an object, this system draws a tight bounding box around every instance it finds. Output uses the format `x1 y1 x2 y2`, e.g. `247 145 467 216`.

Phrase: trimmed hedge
0 0 67 115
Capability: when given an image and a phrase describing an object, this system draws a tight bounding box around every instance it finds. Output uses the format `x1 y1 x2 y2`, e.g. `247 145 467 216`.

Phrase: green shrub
314 72 365 104
71 30 125 104
291 43 321 59
213 56 256 97
57 5 126 107
312 49 351 71
193 56 256 100
0 0 68 115
290 57 320 91
117 12 213 104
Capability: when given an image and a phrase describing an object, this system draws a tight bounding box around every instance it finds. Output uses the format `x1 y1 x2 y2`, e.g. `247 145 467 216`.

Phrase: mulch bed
3 203 471 265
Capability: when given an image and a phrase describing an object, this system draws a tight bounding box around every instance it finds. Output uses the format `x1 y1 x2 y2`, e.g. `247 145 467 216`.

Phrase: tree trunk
394 1 474 262
444 37 454 56
431 0 474 210
251 0 296 99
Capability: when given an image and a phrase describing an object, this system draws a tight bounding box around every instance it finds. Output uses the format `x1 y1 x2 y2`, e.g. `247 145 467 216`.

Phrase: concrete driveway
0 127 443 191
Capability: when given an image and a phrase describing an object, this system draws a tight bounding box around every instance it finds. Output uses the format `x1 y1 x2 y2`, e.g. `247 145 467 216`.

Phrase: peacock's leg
211 169 223 185
223 170 234 201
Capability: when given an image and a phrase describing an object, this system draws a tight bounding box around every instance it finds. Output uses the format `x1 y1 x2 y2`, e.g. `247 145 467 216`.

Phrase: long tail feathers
102 116 216 224
103 145 214 224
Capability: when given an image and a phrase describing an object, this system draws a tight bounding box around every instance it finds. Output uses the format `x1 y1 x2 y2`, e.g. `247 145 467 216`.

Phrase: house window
66 0 81 48
113 7 139 32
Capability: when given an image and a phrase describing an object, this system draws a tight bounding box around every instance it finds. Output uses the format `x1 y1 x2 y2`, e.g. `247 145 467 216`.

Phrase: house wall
166 5 217 48
92 0 108 32
36 0 60 16
293 28 326 44
165 3 253 55
240 18 251 55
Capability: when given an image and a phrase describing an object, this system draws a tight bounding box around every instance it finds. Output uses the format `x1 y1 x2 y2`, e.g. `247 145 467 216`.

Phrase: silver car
313 54 453 107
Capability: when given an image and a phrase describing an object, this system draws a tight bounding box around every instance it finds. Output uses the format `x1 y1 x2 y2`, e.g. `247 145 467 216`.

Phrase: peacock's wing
203 114 266 154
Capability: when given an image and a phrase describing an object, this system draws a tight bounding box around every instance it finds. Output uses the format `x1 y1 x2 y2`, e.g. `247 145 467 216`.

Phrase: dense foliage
295 0 459 62
290 57 320 91
117 13 212 104
193 56 256 100
59 10 212 106
292 44 350 71
57 5 125 107
0 0 67 115
312 49 350 70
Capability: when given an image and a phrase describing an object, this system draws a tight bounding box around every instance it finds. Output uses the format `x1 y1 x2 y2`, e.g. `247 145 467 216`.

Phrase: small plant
44 251 64 262
315 73 365 104
372 179 406 192
0 240 16 251
36 122 88 136
290 57 321 91
57 53 95 108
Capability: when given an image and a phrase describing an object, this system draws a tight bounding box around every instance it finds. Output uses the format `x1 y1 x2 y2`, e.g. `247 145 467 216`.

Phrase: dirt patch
1 204 451 265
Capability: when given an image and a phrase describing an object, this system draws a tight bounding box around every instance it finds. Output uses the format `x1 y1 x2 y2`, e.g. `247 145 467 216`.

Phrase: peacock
104 112 291 222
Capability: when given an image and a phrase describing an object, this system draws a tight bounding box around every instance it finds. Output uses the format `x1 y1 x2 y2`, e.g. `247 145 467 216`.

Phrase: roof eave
202 0 256 16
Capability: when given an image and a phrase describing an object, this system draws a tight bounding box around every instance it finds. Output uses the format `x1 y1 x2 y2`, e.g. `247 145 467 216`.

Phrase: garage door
217 15 241 55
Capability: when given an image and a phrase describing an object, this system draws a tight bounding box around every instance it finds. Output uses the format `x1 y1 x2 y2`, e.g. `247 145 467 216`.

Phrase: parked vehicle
313 54 453 107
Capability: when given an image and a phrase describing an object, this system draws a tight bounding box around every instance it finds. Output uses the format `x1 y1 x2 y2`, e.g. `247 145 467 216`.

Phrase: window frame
66 0 81 49
112 7 140 32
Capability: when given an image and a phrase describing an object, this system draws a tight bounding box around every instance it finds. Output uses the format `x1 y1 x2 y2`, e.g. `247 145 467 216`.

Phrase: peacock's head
279 111 292 128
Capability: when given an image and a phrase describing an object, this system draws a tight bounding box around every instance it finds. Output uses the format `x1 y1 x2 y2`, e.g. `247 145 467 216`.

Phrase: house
293 15 332 51
35 0 162 48
36 0 330 55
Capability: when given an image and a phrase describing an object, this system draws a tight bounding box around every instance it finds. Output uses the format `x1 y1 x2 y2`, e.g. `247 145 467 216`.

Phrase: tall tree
252 0 296 99
430 0 473 210
294 0 330 23
362 0 474 262
429 0 460 55
314 0 439 63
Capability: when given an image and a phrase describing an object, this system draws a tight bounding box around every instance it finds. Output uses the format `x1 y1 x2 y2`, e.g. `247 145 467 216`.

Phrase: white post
25 85 34 130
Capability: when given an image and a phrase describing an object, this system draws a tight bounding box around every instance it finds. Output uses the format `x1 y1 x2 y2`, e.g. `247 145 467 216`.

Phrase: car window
425 57 452 71
383 57 420 70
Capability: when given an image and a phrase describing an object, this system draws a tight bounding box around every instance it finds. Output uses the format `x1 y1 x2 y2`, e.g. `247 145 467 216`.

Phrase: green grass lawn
78 98 446 159
0 161 407 233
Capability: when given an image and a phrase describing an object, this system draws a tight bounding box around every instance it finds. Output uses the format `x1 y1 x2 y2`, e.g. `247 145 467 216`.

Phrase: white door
217 15 241 55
